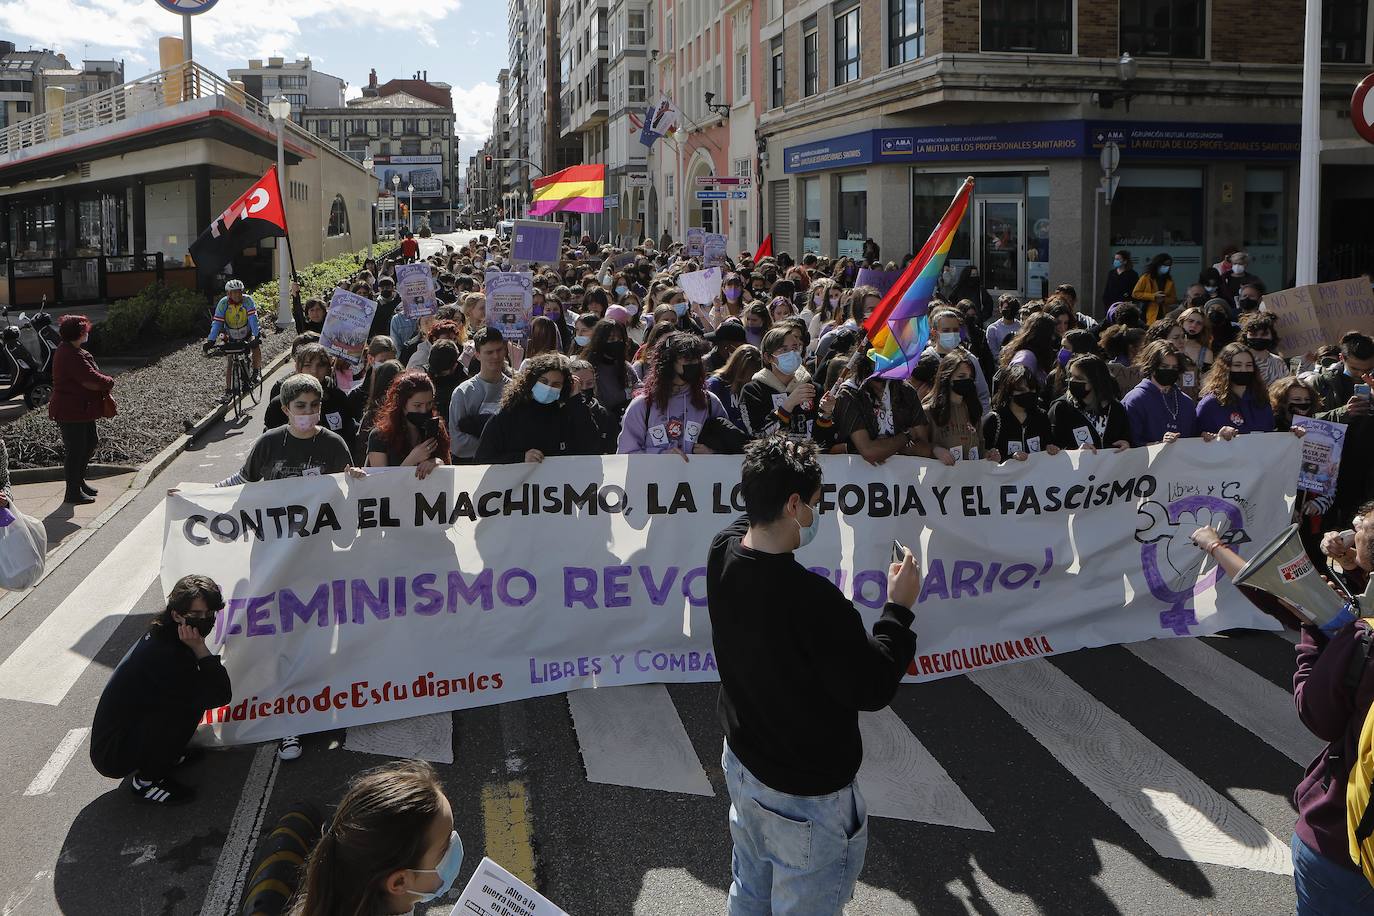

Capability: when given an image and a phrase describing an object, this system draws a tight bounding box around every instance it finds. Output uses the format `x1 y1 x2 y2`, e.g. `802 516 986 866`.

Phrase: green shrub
155 286 209 339
250 244 394 321
94 283 211 353
98 287 159 352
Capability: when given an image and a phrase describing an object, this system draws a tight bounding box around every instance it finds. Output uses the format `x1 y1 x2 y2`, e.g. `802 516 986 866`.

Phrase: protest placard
685 227 705 259
856 268 904 296
1263 278 1374 357
680 267 722 305
395 262 436 319
1296 416 1346 497
512 220 563 265
320 288 377 367
703 232 728 269
485 271 534 340
451 858 569 916
163 437 1298 746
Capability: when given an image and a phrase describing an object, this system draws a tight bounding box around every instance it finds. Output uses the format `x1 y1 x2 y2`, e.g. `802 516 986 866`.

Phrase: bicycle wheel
231 356 248 419
245 356 261 406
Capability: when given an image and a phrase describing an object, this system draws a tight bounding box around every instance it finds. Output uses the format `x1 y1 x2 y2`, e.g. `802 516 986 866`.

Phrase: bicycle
205 338 261 419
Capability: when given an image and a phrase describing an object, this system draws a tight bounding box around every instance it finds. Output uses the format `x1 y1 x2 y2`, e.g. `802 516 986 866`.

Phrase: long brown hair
927 350 982 427
714 344 763 395
373 369 451 459
525 315 561 359
1201 342 1271 408
999 313 1059 369
289 761 446 916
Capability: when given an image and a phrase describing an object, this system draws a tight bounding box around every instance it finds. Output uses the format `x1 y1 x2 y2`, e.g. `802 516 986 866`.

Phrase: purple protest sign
512 220 563 265
856 268 903 296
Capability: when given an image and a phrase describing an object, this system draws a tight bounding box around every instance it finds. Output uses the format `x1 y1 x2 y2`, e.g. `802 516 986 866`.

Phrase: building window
803 178 821 254
982 0 1072 53
379 118 392 135
834 4 861 85
889 0 925 65
1110 167 1204 281
16 101 32 113
431 141 442 154
329 119 339 137
628 9 646 44
837 173 868 258
628 68 646 103
327 194 350 237
402 139 421 156
771 43 784 108
803 19 819 96
403 119 419 133
737 50 749 99
1120 0 1206 59
1323 0 1369 62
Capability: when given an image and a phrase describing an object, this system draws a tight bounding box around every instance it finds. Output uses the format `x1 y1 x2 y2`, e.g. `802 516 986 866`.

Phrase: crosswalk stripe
23 727 90 797
969 658 1292 875
857 707 993 831
567 684 713 796
1125 637 1322 767
344 711 455 764
0 504 164 706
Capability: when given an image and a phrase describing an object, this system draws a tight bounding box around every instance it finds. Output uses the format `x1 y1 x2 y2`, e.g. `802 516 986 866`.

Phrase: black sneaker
129 774 196 805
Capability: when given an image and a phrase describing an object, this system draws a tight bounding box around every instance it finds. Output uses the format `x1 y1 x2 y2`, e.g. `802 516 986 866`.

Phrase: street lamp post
268 94 293 331
408 183 415 234
362 151 375 261
391 173 400 237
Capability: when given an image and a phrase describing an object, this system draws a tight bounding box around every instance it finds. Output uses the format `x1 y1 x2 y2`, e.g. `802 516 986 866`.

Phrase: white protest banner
685 227 704 259
703 232 728 269
320 288 378 367
162 437 1298 746
395 262 437 319
680 267 722 305
1297 416 1346 497
451 858 569 916
485 271 534 341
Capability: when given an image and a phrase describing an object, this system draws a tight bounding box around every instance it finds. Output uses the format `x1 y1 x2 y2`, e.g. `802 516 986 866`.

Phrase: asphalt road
0 257 1312 916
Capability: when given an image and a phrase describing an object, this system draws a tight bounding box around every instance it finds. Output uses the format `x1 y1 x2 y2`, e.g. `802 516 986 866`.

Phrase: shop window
1244 169 1286 294
1120 0 1206 59
834 3 861 86
8 200 57 258
328 194 350 237
1323 0 1369 63
982 0 1072 53
803 178 821 255
837 173 868 259
1109 167 1204 282
889 0 925 66
913 173 972 271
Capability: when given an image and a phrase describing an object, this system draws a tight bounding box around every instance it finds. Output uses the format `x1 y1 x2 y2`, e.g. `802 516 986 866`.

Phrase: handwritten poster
1263 278 1374 357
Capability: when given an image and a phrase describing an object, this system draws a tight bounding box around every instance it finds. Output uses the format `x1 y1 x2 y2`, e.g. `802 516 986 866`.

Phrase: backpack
1344 624 1374 885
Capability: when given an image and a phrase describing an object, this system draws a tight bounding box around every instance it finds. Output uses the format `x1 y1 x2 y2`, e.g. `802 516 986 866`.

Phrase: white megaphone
1231 523 1373 635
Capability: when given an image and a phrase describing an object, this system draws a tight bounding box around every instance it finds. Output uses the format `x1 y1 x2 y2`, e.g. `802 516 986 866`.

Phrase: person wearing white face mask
289 760 464 916
216 373 363 763
740 326 837 445
707 436 921 916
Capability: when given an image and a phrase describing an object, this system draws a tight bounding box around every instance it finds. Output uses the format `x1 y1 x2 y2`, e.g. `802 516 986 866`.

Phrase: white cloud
450 82 498 151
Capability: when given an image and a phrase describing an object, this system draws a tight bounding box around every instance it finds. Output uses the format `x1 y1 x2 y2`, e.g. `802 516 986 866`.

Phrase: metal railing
0 60 366 172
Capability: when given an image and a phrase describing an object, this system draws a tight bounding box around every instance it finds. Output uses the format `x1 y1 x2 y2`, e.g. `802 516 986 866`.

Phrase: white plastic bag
0 511 47 591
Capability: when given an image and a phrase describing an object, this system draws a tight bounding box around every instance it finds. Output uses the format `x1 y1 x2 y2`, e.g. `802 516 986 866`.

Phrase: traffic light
483 154 494 170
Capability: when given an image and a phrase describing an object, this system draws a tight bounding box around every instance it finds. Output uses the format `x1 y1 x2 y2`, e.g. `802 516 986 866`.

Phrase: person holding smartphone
707 437 921 915
1313 333 1374 530
365 370 450 479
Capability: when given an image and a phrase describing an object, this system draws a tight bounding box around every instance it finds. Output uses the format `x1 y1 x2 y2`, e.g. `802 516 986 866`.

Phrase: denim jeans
722 741 868 916
1291 833 1374 915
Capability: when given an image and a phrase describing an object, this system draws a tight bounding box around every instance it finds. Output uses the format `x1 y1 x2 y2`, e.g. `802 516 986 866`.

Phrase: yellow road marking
481 780 536 886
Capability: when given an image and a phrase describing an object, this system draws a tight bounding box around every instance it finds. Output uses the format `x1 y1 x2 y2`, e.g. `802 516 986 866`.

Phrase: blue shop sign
783 120 1300 173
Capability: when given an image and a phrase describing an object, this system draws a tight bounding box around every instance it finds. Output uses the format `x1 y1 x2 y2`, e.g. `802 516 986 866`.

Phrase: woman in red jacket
48 315 114 505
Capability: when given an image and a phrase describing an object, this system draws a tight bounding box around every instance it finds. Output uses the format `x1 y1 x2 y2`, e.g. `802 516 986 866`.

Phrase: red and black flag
189 167 289 276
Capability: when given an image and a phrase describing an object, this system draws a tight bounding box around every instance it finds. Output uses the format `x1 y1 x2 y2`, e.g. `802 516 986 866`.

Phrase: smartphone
891 539 909 564
1356 383 1372 401
420 416 440 442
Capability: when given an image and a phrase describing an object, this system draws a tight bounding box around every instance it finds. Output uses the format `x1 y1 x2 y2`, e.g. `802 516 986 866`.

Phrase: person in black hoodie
370 277 402 341
1047 354 1133 452
949 265 996 323
707 436 921 913
264 343 358 444
740 325 836 445
90 574 232 805
982 364 1059 460
475 353 602 463
1101 249 1140 311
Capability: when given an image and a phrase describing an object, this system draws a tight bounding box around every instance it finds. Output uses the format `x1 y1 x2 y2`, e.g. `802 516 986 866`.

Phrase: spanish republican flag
529 164 606 216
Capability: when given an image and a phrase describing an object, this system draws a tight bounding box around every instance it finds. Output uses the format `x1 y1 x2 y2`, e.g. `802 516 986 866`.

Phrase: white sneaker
277 736 302 761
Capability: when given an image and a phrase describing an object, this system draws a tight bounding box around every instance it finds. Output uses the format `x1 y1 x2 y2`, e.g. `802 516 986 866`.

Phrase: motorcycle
0 296 57 409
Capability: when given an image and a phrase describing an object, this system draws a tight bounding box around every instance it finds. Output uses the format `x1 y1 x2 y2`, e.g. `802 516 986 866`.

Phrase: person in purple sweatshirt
617 331 730 458
1195 342 1275 437
1121 340 1213 445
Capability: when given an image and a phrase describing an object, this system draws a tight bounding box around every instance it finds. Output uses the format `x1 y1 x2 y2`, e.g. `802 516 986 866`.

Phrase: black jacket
1047 395 1133 450
474 397 603 463
739 367 835 447
1102 268 1140 309
265 378 358 444
981 405 1054 456
370 294 401 341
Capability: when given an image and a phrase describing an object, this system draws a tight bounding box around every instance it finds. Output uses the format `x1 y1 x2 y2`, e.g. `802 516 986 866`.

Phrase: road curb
131 347 293 490
9 464 139 484
0 347 292 621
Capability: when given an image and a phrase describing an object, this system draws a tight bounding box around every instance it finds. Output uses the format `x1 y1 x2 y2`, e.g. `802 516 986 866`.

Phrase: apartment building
0 44 124 130
227 57 345 125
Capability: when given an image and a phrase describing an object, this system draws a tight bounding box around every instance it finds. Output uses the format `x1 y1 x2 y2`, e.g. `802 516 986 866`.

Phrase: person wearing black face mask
1239 312 1289 385
1122 340 1204 445
1195 342 1275 438
586 319 634 430
982 365 1060 461
91 575 232 806
1049 354 1133 451
617 332 734 457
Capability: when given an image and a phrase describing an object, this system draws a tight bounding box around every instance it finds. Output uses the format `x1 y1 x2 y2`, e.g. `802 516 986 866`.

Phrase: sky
0 0 506 152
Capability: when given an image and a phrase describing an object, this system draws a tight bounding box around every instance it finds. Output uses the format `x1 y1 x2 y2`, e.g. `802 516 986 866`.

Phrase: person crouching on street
90 575 231 805
707 436 921 914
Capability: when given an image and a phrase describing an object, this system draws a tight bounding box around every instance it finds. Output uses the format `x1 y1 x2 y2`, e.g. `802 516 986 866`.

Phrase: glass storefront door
975 197 1024 298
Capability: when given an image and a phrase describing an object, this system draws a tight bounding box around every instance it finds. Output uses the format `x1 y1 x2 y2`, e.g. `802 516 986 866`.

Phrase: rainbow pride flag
529 164 607 216
863 177 974 379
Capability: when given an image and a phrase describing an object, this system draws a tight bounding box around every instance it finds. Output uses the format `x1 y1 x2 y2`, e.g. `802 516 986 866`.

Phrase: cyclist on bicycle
204 279 262 402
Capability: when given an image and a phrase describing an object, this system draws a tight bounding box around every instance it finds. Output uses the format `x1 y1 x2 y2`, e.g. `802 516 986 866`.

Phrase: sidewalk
10 472 138 555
